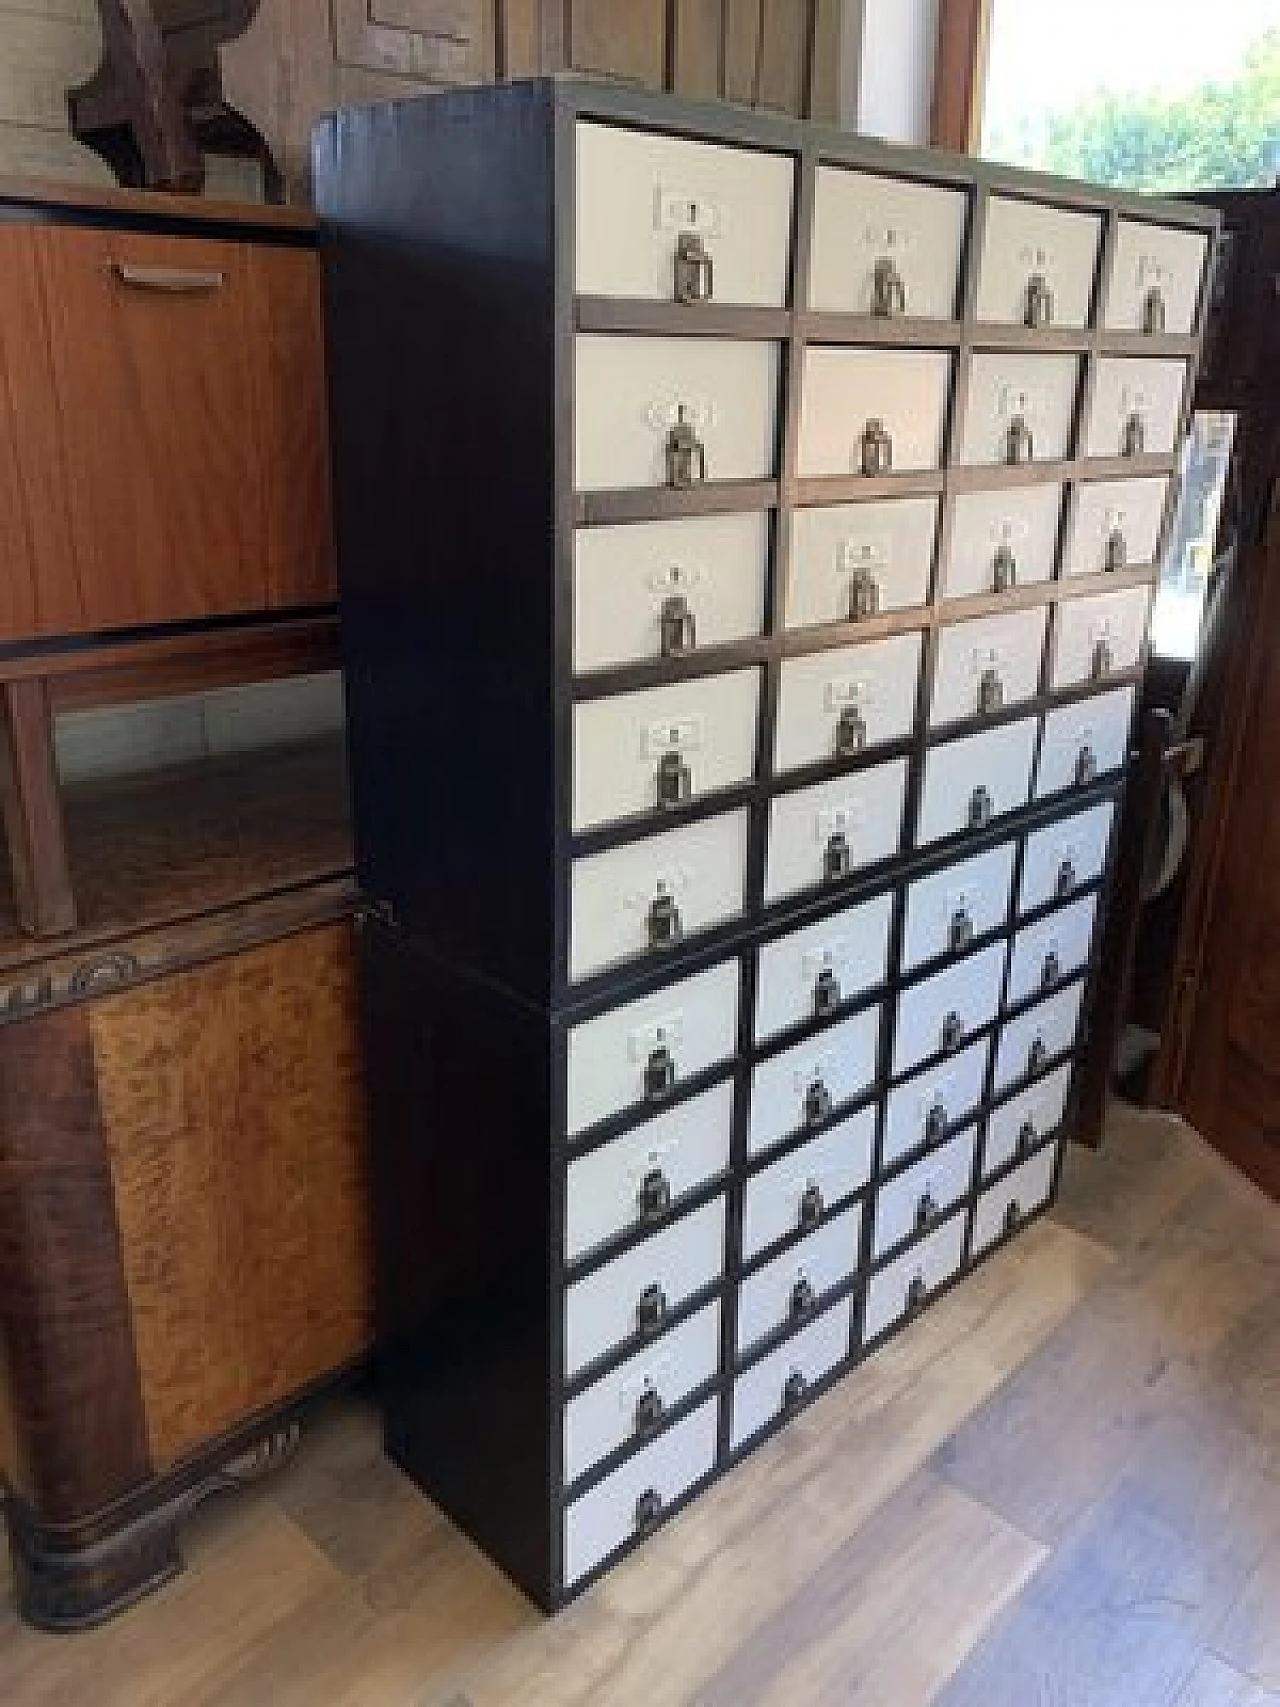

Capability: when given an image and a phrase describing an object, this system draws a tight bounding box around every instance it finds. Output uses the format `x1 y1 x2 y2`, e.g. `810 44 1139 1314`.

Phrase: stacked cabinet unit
315 80 1216 1609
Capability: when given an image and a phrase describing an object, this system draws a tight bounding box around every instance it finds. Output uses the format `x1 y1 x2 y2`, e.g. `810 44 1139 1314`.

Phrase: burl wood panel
92 921 371 1467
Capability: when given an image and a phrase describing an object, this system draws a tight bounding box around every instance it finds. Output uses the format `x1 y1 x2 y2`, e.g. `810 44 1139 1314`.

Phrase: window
1149 411 1236 659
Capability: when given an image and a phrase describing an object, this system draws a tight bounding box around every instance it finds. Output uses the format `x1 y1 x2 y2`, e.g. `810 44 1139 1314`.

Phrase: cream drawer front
774 634 922 772
573 514 769 673
565 1084 733 1263
742 1105 876 1254
892 941 1006 1077
958 353 1079 467
574 335 780 493
1102 220 1209 335
747 1007 880 1157
863 1215 965 1343
1061 477 1168 576
1005 894 1098 1008
572 669 760 831
764 758 907 905
983 1064 1072 1178
797 348 952 478
570 809 749 983
730 1299 851 1451
754 891 893 1043
574 121 794 308
942 484 1063 600
902 841 1016 972
873 1124 977 1258
1051 586 1151 692
564 1198 726 1379
1018 800 1116 914
993 981 1085 1094
807 166 966 320
915 718 1037 847
786 497 937 629
882 1040 989 1170
563 1397 718 1587
1083 357 1187 460
1035 686 1133 799
563 1302 721 1486
929 607 1047 728
736 1207 862 1355
974 196 1102 329
971 1144 1059 1256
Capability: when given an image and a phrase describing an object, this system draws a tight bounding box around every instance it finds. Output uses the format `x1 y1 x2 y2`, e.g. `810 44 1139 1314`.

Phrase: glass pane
1149 410 1236 660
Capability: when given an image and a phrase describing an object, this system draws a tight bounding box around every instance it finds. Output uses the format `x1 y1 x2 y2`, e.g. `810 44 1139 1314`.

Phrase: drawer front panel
863 1215 966 1342
764 758 908 904
929 606 1048 728
1102 220 1209 336
1084 357 1187 460
873 1124 978 1257
971 1143 1060 1256
892 941 1007 1077
797 348 952 478
742 1106 877 1255
882 1040 990 1170
730 1299 851 1451
1005 893 1099 1007
747 1007 881 1156
1018 799 1116 914
1034 685 1134 799
736 1206 862 1354
753 891 893 1043
1061 476 1168 577
942 484 1064 600
774 633 922 772
808 167 967 320
786 497 937 629
974 196 1102 329
984 1063 1072 1177
993 981 1085 1093
1051 585 1151 691
901 841 1016 972
915 718 1038 846
958 353 1080 467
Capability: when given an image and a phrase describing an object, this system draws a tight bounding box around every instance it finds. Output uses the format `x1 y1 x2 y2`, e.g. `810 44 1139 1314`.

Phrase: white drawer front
1035 686 1133 799
1018 800 1116 915
915 718 1037 846
563 1302 722 1487
942 484 1064 600
882 1040 990 1170
565 1084 733 1263
1061 476 1168 577
575 121 794 308
863 1215 965 1342
736 1206 862 1355
742 1106 876 1255
764 758 907 904
958 353 1080 467
754 891 893 1043
747 1007 880 1157
974 196 1102 329
902 841 1016 972
563 1397 718 1587
993 981 1085 1094
1005 894 1098 1008
786 497 937 629
873 1124 978 1258
971 1144 1060 1256
797 347 952 478
929 607 1048 728
984 1064 1072 1178
1102 220 1209 336
564 1198 726 1379
570 809 749 983
774 634 922 772
808 167 966 320
1083 357 1187 460
892 941 1007 1078
574 335 780 492
730 1299 851 1451
1051 585 1151 691
573 513 769 673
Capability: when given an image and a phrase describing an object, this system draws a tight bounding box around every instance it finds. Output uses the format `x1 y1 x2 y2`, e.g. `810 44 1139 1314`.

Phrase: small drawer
569 808 749 983
747 1008 880 1157
974 196 1103 329
983 1063 1072 1178
873 1123 978 1257
863 1215 965 1342
773 634 922 772
563 1302 722 1486
797 347 952 478
786 497 938 629
574 334 780 493
736 1206 862 1355
1083 357 1187 461
764 758 907 904
565 1083 733 1263
573 513 769 673
902 841 1016 972
1018 799 1116 914
892 940 1006 1078
729 1298 852 1451
563 1396 718 1587
882 1039 990 1170
957 353 1080 467
807 166 966 320
741 1105 876 1255
564 1197 726 1379
993 981 1085 1094
1101 220 1210 336
1035 686 1134 799
915 717 1038 846
574 121 794 308
941 484 1064 600
753 891 893 1043
970 1143 1060 1257
929 607 1048 728
1050 585 1151 691
1061 477 1168 577
1004 893 1098 1008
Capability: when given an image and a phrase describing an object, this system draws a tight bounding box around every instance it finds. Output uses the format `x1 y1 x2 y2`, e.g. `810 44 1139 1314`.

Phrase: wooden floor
3 1102 1279 1706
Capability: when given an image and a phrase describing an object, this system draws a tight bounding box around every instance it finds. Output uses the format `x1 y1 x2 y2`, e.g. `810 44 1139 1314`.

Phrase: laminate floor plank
1174 1652 1280 1707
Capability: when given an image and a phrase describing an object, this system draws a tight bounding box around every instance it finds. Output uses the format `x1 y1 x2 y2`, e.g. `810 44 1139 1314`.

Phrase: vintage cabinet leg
0 677 77 936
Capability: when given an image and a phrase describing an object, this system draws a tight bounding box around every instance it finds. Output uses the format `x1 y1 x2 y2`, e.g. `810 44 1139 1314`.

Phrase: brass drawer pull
924 1100 948 1145
1104 528 1127 571
647 889 682 950
968 784 993 830
798 1178 825 1227
860 418 893 476
835 705 867 758
905 1271 927 1313
978 668 1004 716
634 1381 665 1437
666 407 707 487
1041 950 1062 990
1141 285 1166 335
871 254 906 318
1016 1119 1037 1157
804 1077 832 1127
1027 1036 1048 1075
110 262 226 293
992 542 1017 593
790 1274 816 1319
1075 745 1097 787
674 232 714 304
1122 411 1146 457
1056 857 1077 898
655 749 692 810
940 1010 964 1053
1092 638 1114 681
915 1189 940 1232
948 905 974 953
849 568 881 621
643 1043 676 1102
659 593 696 658
1024 272 1054 328
824 830 851 883
1003 1197 1023 1236
637 1167 672 1225
636 1283 668 1338
634 1487 663 1534
1006 413 1034 465
813 965 841 1018
782 1367 808 1409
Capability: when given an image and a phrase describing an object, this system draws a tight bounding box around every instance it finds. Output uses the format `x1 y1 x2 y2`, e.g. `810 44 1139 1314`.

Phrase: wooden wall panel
0 0 111 184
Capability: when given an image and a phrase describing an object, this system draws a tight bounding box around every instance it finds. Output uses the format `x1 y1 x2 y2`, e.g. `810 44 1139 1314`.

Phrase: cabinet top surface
0 173 317 242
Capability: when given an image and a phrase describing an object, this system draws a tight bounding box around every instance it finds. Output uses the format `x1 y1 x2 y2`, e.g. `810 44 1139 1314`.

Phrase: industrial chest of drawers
315 79 1216 1610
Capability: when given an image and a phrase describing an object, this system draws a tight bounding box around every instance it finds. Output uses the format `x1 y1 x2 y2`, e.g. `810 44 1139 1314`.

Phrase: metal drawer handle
804 1075 832 1127
1027 1036 1048 1075
824 830 851 882
659 593 696 657
666 406 707 488
978 668 1004 716
860 417 893 477
634 1486 663 1534
849 567 881 621
674 232 714 304
1016 1118 1037 1156
915 1189 940 1232
643 1043 676 1102
1006 412 1034 466
1041 949 1062 990
924 1100 948 1145
634 1380 665 1437
1024 272 1054 328
1141 284 1166 335
992 542 1017 593
949 905 974 953
940 1010 965 1053
905 1271 927 1313
835 705 868 758
647 888 683 950
636 1282 668 1338
871 254 906 318
1104 528 1127 572
782 1367 808 1409
1122 411 1146 458
798 1179 825 1228
1075 745 1097 787
1092 638 1114 681
968 784 993 830
790 1273 816 1319
110 261 225 292
1056 857 1077 898
1003 1197 1023 1235
638 1166 672 1225
813 965 841 1018
655 749 692 810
